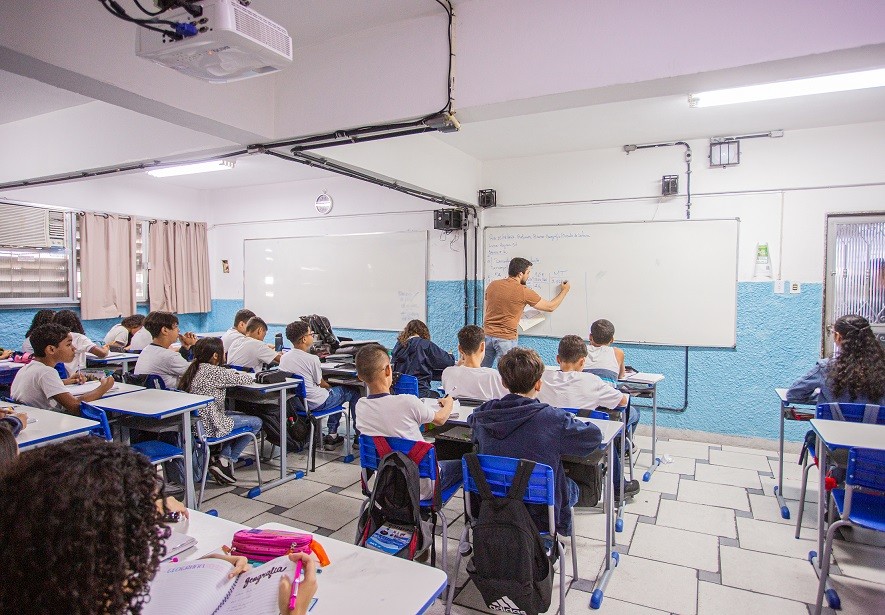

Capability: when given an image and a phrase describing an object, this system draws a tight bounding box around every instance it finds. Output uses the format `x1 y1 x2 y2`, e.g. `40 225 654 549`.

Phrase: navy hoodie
468 394 602 535
391 337 455 397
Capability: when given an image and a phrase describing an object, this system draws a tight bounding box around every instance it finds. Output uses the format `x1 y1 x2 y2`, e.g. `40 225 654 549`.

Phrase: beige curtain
80 213 136 319
149 220 211 313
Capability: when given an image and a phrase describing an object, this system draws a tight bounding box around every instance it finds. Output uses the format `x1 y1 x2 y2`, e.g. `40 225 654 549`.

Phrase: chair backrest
817 403 885 424
359 435 438 480
846 447 885 492
393 373 419 397
461 454 555 506
226 364 252 372
80 402 113 441
563 408 609 420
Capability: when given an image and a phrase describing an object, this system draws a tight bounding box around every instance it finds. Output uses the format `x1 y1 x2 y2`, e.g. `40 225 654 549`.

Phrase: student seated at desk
355 343 461 497
10 323 114 414
441 325 507 400
538 335 640 498
104 313 145 352
178 337 263 485
21 309 55 354
391 319 455 398
468 347 602 536
128 322 153 352
53 309 110 376
226 317 281 372
585 319 626 382
281 321 361 448
221 308 255 354
133 311 198 389
0 438 255 615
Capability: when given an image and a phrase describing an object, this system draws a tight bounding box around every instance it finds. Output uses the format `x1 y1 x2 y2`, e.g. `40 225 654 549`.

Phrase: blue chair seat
204 424 256 445
132 440 185 463
831 489 885 533
425 480 463 509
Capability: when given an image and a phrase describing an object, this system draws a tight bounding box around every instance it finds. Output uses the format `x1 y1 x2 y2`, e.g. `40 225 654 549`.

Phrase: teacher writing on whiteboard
482 257 571 367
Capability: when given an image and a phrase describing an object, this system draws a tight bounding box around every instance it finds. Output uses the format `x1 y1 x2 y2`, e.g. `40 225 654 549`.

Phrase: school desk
0 359 25 385
86 389 213 508
774 388 817 519
619 373 665 482
63 380 145 398
86 351 140 373
172 509 248 561
257 521 449 615
12 405 100 451
807 419 885 607
227 376 308 496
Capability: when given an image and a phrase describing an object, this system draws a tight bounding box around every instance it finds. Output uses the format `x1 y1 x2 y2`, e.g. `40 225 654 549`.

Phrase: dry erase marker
288 559 303 610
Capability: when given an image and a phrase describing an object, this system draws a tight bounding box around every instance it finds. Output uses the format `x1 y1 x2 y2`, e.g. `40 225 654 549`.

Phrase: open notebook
143 555 306 615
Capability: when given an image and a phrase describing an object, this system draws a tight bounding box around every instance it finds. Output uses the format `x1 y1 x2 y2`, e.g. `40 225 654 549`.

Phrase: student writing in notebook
226 316 282 372
441 324 507 401
0 438 249 615
10 323 114 414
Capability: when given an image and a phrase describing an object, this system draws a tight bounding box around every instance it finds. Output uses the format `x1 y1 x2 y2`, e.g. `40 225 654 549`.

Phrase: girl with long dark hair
391 319 455 398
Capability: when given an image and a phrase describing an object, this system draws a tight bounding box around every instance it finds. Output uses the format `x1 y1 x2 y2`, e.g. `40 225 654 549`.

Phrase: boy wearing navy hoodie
468 347 602 536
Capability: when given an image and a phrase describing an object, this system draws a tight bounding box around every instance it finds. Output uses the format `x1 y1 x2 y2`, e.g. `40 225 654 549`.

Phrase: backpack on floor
299 315 341 355
356 437 432 560
464 454 554 615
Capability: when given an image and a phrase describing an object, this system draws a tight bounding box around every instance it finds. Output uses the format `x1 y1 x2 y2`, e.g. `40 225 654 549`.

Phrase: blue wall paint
2 281 817 441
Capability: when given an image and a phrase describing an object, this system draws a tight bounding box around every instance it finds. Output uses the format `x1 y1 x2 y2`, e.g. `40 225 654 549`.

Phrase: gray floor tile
656 499 737 538
304 459 363 487
697 581 809 615
694 463 762 489
678 479 750 511
252 477 330 508
199 492 273 524
709 449 772 472
736 516 816 559
246 511 318 531
637 470 680 495
622 490 661 518
630 523 720 572
564 589 669 614
636 452 697 476
719 545 820 604
281 490 364 530
606 554 698 614
656 438 712 460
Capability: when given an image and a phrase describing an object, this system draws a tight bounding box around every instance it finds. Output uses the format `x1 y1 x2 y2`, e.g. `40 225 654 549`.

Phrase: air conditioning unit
136 0 292 83
0 204 67 248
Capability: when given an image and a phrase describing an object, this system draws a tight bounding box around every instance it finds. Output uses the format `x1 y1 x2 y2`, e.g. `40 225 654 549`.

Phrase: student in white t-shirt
538 334 639 498
280 320 361 448
441 325 507 401
103 314 145 351
22 309 56 354
221 309 255 354
133 311 197 389
128 325 153 352
53 310 110 377
11 323 113 414
226 317 281 372
354 343 461 499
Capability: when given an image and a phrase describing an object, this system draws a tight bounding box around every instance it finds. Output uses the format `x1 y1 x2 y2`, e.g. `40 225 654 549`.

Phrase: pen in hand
288 559 303 610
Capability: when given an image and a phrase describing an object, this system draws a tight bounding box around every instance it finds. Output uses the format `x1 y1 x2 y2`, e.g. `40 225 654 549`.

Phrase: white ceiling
0 70 92 124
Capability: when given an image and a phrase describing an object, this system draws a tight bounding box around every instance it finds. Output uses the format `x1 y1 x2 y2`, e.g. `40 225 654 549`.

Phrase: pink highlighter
288 559 304 611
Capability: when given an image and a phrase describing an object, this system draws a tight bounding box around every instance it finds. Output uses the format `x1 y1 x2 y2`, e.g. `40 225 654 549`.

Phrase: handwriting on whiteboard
399 290 422 322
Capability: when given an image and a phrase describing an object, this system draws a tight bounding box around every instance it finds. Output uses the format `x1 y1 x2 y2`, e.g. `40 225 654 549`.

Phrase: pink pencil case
230 529 330 565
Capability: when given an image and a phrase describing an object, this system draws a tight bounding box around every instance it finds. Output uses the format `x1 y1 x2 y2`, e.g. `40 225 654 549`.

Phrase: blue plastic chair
293 378 352 471
194 419 263 509
393 373 420 397
357 435 462 575
796 403 885 538
445 454 577 615
812 447 885 615
81 402 185 468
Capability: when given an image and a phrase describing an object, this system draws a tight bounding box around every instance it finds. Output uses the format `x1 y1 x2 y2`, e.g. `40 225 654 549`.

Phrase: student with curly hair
787 314 885 405
53 309 110 376
0 438 251 615
391 319 455 398
21 309 55 354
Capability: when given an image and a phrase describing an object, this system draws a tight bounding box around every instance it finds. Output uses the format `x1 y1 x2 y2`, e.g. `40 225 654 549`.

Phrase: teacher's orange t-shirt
483 277 541 340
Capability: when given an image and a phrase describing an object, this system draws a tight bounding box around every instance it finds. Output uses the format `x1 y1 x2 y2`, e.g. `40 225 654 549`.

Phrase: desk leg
590 441 619 609
247 387 304 498
807 435 839 608
774 402 791 519
182 411 196 508
616 412 626 534
642 385 660 482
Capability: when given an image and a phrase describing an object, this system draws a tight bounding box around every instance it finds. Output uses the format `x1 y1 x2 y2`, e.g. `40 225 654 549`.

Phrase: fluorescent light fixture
147 160 235 177
689 68 885 108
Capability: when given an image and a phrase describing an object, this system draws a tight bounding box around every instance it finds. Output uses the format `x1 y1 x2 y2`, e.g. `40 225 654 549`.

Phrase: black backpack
299 315 341 354
356 437 432 560
464 454 554 615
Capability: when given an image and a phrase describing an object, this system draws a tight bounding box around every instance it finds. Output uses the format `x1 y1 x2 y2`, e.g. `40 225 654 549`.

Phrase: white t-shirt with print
11 360 68 411
441 365 507 401
537 370 625 410
279 348 328 409
226 336 278 372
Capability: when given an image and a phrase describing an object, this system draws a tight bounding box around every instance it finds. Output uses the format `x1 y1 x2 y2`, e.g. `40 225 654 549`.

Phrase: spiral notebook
142 554 313 615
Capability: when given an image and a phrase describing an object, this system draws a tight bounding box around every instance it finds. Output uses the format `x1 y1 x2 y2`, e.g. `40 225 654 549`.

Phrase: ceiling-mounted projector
136 0 292 83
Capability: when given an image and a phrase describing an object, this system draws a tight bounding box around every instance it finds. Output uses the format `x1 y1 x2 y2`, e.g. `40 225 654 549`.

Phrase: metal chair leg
796 460 812 538
445 524 470 615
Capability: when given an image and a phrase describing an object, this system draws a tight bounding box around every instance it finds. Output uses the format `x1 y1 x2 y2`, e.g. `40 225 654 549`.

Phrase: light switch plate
789 281 801 294
774 280 786 294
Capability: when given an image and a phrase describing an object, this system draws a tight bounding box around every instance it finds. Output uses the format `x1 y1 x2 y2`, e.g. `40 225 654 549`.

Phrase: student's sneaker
208 457 237 485
352 429 361 450
615 479 640 500
323 433 344 448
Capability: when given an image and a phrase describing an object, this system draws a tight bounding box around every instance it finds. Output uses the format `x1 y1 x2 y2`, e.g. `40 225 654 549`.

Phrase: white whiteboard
244 231 427 330
484 220 739 347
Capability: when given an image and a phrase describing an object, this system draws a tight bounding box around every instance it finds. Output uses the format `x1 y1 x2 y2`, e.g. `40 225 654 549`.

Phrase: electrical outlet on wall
789 281 801 294
774 280 786 294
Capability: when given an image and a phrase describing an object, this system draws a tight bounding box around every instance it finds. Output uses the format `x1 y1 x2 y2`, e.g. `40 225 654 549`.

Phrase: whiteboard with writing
244 231 427 330
485 220 739 347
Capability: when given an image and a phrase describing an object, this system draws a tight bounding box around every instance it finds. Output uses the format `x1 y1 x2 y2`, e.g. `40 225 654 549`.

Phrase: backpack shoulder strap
465 453 494 501
373 436 393 458
507 459 537 501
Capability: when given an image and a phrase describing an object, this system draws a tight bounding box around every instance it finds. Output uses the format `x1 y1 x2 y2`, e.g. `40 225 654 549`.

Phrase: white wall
482 121 885 283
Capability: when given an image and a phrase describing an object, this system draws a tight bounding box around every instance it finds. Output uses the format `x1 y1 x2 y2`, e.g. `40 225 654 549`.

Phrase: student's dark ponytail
178 337 223 392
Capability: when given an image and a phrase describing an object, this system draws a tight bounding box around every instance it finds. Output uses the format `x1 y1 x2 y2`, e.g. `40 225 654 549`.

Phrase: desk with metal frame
774 388 816 519
86 351 140 374
618 374 665 482
12 405 100 452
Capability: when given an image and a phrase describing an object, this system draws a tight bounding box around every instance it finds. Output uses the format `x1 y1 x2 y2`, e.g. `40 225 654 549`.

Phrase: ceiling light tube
689 68 885 108
147 160 236 177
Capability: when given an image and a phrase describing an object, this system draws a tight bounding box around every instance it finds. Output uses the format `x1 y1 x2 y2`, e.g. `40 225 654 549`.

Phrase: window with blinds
0 202 74 303
824 214 885 353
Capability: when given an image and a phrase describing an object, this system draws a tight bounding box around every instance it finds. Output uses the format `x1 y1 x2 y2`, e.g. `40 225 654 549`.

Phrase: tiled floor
204 434 884 615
